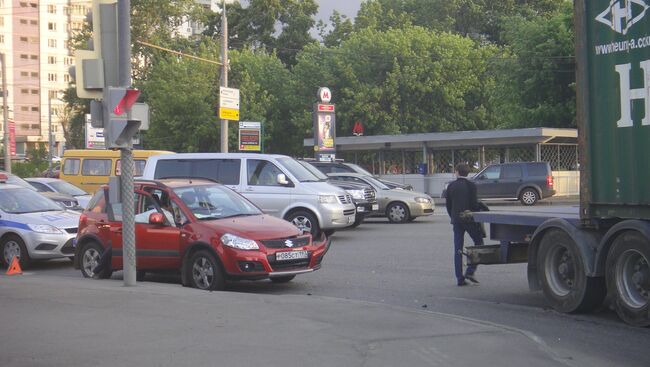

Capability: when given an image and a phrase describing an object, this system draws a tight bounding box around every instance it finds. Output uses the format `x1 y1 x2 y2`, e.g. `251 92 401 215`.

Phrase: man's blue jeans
453 222 484 282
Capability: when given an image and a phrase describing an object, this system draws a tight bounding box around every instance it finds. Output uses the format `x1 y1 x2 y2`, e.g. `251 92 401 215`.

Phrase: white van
142 153 357 237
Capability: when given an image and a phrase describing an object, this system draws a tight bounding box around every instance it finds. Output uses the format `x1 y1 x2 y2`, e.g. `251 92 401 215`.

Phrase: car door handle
245 186 254 191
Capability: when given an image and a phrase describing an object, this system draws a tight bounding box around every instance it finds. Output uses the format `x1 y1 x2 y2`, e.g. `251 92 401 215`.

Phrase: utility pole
220 0 228 153
118 0 136 286
1 53 10 173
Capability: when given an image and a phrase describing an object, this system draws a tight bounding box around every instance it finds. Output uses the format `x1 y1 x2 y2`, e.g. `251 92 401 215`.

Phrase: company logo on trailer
596 0 649 35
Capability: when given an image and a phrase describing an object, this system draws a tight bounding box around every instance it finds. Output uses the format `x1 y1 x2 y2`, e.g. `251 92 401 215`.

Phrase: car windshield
48 180 88 196
277 157 322 182
346 163 374 176
0 187 63 214
297 160 328 181
174 184 261 220
362 175 391 190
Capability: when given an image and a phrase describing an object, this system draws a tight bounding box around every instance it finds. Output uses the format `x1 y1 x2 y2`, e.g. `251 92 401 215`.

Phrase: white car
0 182 80 269
25 177 93 209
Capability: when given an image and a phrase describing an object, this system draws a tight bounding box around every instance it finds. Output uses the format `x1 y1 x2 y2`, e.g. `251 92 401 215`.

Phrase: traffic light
73 0 119 100
104 87 142 149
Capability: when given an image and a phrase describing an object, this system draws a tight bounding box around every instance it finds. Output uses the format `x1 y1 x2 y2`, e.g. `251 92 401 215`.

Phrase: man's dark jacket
445 177 478 224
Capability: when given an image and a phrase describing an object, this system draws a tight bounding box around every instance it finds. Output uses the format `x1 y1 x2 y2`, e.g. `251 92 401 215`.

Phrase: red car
74 179 330 290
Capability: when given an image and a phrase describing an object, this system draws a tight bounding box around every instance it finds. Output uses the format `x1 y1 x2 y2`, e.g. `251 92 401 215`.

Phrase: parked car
297 160 378 227
0 171 82 211
442 162 556 206
141 153 357 238
304 160 414 190
74 179 331 290
26 177 93 209
327 173 434 223
0 178 80 269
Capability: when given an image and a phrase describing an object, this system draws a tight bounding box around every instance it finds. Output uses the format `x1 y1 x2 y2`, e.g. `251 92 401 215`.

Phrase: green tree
495 3 575 128
291 26 501 145
317 11 354 48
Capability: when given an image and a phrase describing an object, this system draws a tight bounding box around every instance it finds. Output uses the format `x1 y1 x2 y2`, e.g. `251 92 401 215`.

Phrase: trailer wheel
606 231 650 327
537 229 605 313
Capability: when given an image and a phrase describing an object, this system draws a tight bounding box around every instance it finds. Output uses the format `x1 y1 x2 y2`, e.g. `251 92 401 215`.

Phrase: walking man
445 163 484 286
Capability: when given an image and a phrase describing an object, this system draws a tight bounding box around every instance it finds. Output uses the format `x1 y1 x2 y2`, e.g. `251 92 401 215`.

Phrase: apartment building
0 0 90 158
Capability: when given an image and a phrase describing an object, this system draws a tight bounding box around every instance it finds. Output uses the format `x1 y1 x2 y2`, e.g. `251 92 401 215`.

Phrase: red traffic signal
113 89 141 116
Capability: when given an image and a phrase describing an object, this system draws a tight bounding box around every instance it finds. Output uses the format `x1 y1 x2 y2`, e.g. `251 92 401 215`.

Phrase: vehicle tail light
546 175 554 187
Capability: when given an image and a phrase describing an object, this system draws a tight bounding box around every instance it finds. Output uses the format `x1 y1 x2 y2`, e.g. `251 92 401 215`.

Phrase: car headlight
415 197 431 204
318 195 338 204
221 233 259 250
346 189 365 200
28 224 65 234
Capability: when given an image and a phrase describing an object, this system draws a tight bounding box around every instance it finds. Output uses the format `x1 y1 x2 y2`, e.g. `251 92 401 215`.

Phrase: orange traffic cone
6 257 22 276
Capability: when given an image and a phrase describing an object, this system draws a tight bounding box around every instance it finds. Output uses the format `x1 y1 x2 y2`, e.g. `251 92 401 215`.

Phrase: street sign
239 121 261 151
219 87 240 121
220 107 240 120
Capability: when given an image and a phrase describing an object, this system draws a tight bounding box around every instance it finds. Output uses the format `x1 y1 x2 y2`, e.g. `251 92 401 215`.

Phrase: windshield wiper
219 213 259 219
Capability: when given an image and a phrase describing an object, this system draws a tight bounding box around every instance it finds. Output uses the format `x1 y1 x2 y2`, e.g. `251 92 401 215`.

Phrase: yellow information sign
219 107 240 121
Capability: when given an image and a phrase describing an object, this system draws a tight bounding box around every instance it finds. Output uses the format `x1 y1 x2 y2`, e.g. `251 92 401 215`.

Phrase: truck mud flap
466 243 528 265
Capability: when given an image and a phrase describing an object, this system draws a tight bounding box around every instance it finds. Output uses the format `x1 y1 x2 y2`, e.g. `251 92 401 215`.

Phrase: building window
31 106 39 112
48 73 57 82
19 1 27 7
20 36 28 43
48 22 56 31
48 90 58 99
48 56 56 64
30 55 37 60
64 57 72 66
30 124 39 129
21 89 29 94
20 106 29 112
63 40 69 49
0 35 3 44
30 2 36 8
29 37 38 44
20 54 28 59
64 74 70 82
48 4 56 13
31 72 38 78
20 19 28 25
31 89 39 95
20 71 28 77
48 39 57 48
30 20 38 26
20 124 30 130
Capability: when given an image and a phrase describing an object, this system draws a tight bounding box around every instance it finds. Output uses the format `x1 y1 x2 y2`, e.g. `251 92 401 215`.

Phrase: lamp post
47 91 59 173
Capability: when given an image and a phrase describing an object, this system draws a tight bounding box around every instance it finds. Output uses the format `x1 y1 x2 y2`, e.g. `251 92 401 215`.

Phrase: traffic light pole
220 0 228 153
118 0 136 286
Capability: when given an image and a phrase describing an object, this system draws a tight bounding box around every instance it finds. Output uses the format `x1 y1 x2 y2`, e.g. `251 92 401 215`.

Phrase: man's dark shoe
457 279 468 286
465 273 479 284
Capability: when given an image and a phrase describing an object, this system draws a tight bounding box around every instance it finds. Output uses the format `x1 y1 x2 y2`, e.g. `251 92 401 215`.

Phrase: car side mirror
277 174 293 187
149 212 165 226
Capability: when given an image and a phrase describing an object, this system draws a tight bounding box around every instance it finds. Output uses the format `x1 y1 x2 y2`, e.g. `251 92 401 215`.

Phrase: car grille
260 236 310 249
267 255 311 271
364 188 376 200
337 194 353 204
343 209 356 216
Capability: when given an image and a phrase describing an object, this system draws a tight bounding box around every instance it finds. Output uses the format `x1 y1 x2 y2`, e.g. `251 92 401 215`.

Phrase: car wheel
520 188 539 206
1 234 31 269
188 250 225 291
386 202 410 223
606 231 650 327
80 242 112 279
286 210 321 238
270 275 296 283
136 270 146 282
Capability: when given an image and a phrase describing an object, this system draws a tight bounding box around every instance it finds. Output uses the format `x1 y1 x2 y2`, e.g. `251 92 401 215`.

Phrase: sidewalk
0 275 570 367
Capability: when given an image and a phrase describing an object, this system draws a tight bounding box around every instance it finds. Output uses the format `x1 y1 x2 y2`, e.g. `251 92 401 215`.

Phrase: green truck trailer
468 0 650 326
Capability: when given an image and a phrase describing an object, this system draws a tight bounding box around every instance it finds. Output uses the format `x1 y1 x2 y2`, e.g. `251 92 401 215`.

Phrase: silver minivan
141 153 357 237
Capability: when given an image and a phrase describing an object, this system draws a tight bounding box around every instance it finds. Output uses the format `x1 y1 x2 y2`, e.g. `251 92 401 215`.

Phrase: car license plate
357 206 365 212
276 250 308 261
372 204 379 211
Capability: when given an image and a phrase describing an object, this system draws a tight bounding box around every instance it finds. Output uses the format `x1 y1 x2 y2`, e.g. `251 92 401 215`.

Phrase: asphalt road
22 205 650 367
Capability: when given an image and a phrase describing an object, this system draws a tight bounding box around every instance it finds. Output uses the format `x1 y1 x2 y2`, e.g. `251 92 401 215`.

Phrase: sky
316 0 363 23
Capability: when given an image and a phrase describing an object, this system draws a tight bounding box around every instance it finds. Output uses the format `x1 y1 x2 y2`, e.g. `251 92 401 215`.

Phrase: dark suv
471 162 555 205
